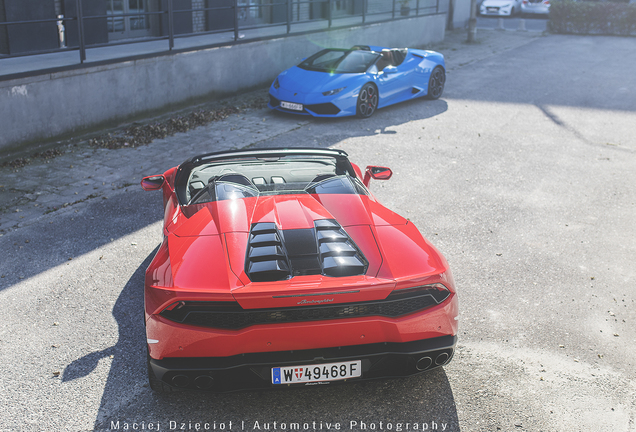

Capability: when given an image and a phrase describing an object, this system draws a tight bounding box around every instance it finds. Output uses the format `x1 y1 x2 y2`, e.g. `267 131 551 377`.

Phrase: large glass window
237 0 265 25
332 0 354 17
107 0 152 40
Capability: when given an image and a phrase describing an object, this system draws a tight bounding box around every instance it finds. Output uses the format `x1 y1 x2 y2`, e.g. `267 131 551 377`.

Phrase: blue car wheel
426 66 445 100
356 83 378 118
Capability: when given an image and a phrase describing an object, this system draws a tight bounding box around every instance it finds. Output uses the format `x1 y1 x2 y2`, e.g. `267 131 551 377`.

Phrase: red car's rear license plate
272 360 362 384
281 101 303 111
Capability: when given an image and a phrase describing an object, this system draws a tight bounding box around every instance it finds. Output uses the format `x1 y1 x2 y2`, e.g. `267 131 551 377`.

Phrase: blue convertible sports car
268 45 445 118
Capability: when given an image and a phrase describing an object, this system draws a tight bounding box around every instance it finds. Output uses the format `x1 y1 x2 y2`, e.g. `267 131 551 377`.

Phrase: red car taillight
385 283 451 304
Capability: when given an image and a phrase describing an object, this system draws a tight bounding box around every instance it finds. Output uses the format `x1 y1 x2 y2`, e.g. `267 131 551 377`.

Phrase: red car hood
161 193 449 309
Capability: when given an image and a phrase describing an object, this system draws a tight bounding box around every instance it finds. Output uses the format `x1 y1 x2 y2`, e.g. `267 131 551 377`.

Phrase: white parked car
521 0 550 15
480 0 523 16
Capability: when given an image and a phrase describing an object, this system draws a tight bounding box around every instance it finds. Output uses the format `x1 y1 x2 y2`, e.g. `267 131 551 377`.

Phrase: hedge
548 0 636 36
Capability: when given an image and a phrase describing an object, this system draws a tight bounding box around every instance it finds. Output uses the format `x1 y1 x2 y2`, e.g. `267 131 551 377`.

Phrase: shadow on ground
0 189 162 294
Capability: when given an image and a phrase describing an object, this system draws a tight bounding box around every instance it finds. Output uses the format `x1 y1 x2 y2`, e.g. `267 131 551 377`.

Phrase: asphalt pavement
1 28 635 432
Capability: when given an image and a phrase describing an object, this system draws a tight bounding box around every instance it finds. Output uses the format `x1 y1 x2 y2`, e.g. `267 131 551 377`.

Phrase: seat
217 173 253 187
376 50 395 72
391 49 407 66
310 174 336 184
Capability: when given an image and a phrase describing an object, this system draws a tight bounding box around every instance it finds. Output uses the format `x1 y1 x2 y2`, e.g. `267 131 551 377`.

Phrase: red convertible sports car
141 148 458 392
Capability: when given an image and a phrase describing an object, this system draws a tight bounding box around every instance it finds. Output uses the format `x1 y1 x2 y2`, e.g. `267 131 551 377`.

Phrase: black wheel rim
429 68 445 99
358 85 377 117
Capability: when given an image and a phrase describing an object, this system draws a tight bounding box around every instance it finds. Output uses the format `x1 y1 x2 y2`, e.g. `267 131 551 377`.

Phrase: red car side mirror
363 166 393 186
141 175 165 191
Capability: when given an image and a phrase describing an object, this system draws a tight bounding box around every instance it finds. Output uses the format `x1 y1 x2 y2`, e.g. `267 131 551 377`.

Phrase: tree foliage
548 0 636 35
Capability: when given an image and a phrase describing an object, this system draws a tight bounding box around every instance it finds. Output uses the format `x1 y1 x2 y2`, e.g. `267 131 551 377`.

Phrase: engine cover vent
246 223 291 282
314 219 368 277
244 220 368 282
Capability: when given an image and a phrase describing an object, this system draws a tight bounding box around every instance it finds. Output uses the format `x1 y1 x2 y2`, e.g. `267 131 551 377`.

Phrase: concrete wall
0 14 447 154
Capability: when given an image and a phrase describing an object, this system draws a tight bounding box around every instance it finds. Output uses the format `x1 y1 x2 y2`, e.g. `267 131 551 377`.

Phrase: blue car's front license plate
272 360 362 384
281 101 303 111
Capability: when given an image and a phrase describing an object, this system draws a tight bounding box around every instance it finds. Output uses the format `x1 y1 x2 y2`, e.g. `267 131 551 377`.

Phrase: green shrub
548 0 636 35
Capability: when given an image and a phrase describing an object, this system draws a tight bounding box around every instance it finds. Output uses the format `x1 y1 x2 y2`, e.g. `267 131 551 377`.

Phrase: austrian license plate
281 101 303 111
487 7 498 11
272 360 362 385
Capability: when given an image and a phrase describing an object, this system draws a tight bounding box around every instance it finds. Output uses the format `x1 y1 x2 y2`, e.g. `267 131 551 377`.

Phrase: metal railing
0 0 441 65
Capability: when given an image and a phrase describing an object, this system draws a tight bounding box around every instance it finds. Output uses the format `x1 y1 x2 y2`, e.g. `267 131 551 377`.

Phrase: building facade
0 0 384 55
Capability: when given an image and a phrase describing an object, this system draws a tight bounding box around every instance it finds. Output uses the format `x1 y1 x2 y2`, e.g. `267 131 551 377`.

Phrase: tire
426 66 445 100
147 347 179 393
356 83 378 118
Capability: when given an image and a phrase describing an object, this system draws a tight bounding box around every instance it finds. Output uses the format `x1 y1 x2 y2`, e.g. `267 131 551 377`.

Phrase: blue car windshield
298 49 381 73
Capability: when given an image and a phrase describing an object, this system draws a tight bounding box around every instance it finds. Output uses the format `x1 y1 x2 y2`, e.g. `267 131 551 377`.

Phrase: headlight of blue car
273 77 280 90
322 87 346 96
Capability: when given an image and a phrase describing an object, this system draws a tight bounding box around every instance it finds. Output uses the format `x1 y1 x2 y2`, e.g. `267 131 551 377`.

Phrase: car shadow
263 98 449 152
84 250 460 431
271 97 448 134
61 248 154 386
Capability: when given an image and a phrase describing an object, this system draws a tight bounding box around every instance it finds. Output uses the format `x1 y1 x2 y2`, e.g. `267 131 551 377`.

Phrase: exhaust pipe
416 356 432 371
172 374 190 387
435 352 449 366
194 375 214 390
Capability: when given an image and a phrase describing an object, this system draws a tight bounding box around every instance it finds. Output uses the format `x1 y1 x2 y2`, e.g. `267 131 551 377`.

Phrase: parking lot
0 29 635 431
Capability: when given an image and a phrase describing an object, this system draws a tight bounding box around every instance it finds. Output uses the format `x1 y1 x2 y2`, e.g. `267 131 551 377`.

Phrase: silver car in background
521 0 550 15
480 0 523 16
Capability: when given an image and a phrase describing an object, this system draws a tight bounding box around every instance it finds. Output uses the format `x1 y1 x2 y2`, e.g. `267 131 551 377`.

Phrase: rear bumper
149 335 457 392
480 5 514 15
146 293 459 359
520 4 549 14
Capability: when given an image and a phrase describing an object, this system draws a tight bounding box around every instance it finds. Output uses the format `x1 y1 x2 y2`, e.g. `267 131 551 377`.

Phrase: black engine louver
245 223 291 282
245 220 368 282
314 219 367 277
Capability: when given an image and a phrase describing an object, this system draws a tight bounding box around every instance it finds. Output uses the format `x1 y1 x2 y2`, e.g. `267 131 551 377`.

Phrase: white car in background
480 0 522 16
521 0 550 15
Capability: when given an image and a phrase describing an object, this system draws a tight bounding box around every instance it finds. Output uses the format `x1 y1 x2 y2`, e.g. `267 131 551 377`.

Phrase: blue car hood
279 67 356 94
